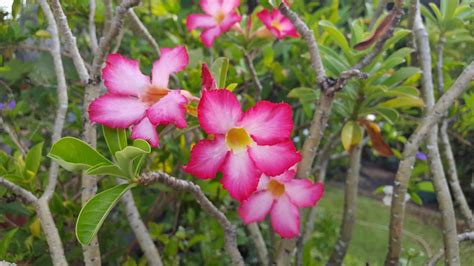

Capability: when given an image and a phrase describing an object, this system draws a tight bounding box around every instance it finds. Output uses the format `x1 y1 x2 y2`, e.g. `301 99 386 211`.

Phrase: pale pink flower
186 0 242 47
183 89 301 201
239 169 324 238
88 46 191 147
256 8 299 40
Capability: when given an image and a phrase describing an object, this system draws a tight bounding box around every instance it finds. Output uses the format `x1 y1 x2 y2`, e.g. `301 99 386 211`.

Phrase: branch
0 116 27 156
139 172 244 266
244 52 263 99
48 0 90 83
127 9 160 56
103 0 113 35
37 0 68 202
0 177 38 204
118 179 163 266
246 223 269 266
427 231 474 265
89 0 99 53
369 0 389 30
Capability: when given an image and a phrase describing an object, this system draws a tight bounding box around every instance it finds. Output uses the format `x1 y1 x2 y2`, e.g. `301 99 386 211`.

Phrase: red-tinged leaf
201 63 217 91
358 119 394 157
354 11 396 51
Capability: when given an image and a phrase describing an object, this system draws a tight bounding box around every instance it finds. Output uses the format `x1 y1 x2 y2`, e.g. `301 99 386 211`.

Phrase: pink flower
186 0 242 47
201 63 217 91
88 46 191 147
183 89 301 201
256 8 299 40
238 169 324 238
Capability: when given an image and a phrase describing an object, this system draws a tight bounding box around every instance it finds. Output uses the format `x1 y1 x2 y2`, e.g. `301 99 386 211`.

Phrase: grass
309 186 474 265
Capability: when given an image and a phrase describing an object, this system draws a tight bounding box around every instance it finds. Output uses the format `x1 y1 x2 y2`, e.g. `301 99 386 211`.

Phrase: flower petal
257 174 270 190
273 169 296 183
182 135 229 179
200 26 222 48
249 141 301 176
200 0 220 16
285 180 324 208
186 14 216 31
89 94 147 128
238 191 274 224
151 46 189 88
256 9 272 26
221 0 240 14
238 101 293 145
201 63 217 91
271 195 300 238
131 117 159 147
219 12 241 31
102 54 150 96
221 150 260 201
147 90 188 128
198 89 242 134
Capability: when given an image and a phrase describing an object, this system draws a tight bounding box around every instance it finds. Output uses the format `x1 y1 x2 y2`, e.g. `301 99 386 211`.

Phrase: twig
385 60 474 265
89 0 99 54
246 223 269 266
244 52 263 99
427 231 474 265
0 116 27 156
139 172 244 266
127 9 160 56
103 0 113 35
327 143 362 265
386 1 460 265
111 27 126 53
0 177 38 204
118 179 163 266
369 0 389 30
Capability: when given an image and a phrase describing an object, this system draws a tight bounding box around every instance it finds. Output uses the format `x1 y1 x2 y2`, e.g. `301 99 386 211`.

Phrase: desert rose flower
186 0 241 47
256 8 299 40
89 46 192 147
201 63 218 91
183 89 301 201
238 169 324 238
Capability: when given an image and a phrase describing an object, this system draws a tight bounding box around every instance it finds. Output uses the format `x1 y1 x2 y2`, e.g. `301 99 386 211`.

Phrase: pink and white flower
186 0 242 47
183 89 301 201
256 8 299 40
88 46 191 147
238 169 324 238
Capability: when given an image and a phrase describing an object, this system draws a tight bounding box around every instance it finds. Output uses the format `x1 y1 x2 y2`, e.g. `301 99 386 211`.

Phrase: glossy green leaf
103 126 127 159
417 181 435 193
115 139 151 178
373 107 399 124
382 67 420 88
410 192 423 205
48 137 111 171
24 142 43 178
0 228 18 257
86 163 129 178
211 57 229 89
379 96 424 109
76 183 133 245
319 20 352 59
441 0 459 20
288 87 319 103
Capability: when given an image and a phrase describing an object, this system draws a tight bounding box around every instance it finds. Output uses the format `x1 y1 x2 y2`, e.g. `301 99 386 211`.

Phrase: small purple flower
0 103 5 110
416 151 427 161
7 100 16 110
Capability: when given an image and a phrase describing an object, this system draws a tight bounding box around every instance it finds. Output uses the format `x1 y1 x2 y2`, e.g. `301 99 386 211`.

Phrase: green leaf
86 163 129 178
48 137 111 171
24 142 43 178
441 0 459 20
341 121 363 152
115 139 151 178
102 126 127 159
319 20 353 59
268 0 282 8
0 228 18 257
410 192 423 205
378 96 424 109
76 184 134 245
382 67 420 88
417 181 435 193
287 87 318 103
429 3 443 21
372 107 399 124
211 57 229 89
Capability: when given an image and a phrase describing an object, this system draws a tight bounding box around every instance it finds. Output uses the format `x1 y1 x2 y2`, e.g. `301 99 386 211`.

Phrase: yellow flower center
225 128 253 152
214 11 226 24
267 179 285 197
271 20 283 31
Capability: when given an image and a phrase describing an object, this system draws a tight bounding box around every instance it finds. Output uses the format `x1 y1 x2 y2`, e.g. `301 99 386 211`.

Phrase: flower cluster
88 1 323 239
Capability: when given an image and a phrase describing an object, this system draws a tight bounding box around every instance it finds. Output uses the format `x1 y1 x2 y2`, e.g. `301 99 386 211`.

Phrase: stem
244 52 263 99
327 143 362 265
246 223 269 265
427 231 474 265
127 9 161 56
89 0 99 53
0 116 27 156
139 172 244 266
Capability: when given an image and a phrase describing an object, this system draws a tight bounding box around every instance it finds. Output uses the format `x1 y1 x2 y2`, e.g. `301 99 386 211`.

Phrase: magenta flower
201 63 217 91
238 169 324 238
186 0 242 48
88 46 191 147
256 8 299 40
183 89 301 201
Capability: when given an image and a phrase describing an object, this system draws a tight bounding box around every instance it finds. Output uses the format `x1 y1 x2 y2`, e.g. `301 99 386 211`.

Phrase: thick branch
119 179 163 266
327 143 362 265
246 223 269 266
428 232 474 265
139 172 244 266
